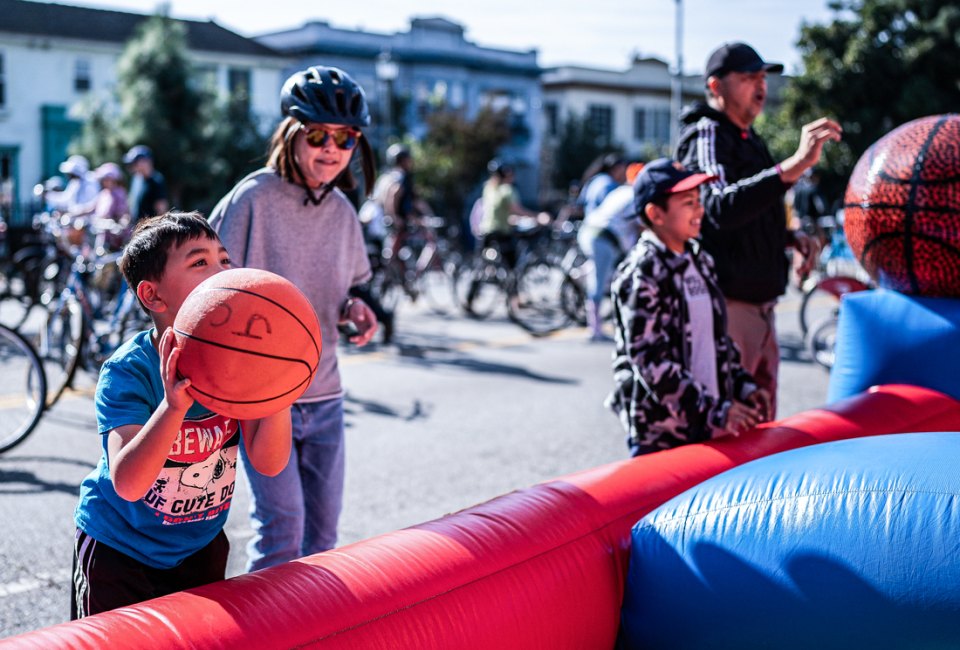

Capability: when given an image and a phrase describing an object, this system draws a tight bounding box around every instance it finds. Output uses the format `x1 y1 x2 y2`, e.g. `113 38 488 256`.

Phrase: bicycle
455 220 576 336
799 211 873 370
34 217 148 406
0 322 47 454
797 211 872 338
0 214 60 331
373 215 459 315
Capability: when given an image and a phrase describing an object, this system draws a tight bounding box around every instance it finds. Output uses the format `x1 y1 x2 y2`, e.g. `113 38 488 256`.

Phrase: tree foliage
73 14 267 212
548 112 612 192
757 0 960 200
413 107 512 221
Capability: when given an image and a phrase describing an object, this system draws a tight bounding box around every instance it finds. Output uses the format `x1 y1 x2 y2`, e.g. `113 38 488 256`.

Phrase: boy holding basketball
606 159 771 457
71 211 292 618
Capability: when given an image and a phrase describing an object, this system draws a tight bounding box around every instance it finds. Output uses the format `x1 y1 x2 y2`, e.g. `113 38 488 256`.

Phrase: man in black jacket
676 42 842 418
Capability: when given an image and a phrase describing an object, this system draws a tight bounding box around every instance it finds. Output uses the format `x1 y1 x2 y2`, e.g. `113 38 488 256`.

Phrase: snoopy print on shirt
141 413 240 525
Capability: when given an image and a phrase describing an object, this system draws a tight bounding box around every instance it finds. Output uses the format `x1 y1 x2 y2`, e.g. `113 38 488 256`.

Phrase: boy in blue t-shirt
72 211 292 618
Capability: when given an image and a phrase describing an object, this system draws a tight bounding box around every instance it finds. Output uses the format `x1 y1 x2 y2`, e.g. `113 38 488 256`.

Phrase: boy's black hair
118 211 220 298
638 195 671 227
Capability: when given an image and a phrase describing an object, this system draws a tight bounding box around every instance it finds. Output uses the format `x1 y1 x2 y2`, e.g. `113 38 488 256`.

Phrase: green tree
414 107 512 222
198 92 271 214
757 0 960 199
548 112 612 192
73 13 267 211
112 15 208 208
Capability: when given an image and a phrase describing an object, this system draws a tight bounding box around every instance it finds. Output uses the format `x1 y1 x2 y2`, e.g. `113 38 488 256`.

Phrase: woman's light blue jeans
578 227 620 304
241 397 345 572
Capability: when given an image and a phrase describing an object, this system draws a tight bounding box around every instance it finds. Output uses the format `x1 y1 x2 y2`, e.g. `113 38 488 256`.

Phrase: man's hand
779 118 843 184
790 229 821 279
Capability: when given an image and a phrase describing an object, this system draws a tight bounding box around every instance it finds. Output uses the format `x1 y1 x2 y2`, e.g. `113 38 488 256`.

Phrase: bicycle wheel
455 257 504 319
35 295 84 407
806 314 838 370
373 265 405 314
0 294 33 331
509 258 572 336
559 273 586 326
0 324 47 453
798 283 840 337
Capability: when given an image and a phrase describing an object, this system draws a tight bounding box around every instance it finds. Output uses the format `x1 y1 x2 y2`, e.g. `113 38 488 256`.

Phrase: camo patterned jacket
606 230 758 454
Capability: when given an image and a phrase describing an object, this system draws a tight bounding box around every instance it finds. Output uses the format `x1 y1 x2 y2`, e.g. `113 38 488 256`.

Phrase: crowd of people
65 38 842 619
37 146 169 254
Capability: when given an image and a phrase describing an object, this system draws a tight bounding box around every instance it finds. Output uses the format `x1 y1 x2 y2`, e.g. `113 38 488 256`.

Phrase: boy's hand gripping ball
173 268 322 419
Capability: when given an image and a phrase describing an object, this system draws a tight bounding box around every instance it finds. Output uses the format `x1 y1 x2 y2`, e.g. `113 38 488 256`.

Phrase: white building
0 0 289 224
541 56 702 161
542 55 789 162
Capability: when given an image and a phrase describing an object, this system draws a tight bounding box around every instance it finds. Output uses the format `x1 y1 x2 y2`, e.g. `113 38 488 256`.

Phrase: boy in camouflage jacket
606 159 771 456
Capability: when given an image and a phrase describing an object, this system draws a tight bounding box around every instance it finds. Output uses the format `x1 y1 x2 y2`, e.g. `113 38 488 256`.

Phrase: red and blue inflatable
2 385 959 649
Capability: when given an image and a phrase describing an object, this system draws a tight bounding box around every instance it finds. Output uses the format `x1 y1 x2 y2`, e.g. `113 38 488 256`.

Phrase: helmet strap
303 183 336 207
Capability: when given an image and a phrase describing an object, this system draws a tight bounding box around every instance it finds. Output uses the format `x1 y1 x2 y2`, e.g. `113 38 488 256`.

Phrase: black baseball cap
633 158 717 214
122 144 153 165
705 42 784 79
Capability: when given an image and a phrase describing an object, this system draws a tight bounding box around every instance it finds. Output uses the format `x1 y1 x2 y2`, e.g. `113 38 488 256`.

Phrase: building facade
0 0 288 223
256 16 544 201
541 56 703 161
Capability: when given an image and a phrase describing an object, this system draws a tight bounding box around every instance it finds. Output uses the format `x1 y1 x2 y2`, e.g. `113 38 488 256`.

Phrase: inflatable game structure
4 115 960 649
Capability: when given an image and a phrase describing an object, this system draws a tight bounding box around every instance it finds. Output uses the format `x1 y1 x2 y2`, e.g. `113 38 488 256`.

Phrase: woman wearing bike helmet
209 65 378 571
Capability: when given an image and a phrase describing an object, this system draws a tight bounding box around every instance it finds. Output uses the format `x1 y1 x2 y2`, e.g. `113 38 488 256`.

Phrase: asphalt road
0 288 828 639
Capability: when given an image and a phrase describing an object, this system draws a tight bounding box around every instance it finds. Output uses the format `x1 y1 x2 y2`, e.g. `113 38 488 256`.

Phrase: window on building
449 81 465 109
634 108 647 141
0 53 5 108
74 58 91 93
587 104 613 143
193 64 217 91
544 102 558 137
228 67 251 108
654 108 671 144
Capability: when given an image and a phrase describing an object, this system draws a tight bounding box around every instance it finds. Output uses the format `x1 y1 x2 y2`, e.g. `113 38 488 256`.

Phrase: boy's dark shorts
71 528 229 619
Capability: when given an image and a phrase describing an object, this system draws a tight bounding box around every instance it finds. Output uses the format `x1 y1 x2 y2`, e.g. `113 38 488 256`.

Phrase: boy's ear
645 202 662 227
136 280 166 313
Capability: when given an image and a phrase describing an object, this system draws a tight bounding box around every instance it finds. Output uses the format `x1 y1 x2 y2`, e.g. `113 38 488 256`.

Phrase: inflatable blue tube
621 432 960 649
828 289 960 402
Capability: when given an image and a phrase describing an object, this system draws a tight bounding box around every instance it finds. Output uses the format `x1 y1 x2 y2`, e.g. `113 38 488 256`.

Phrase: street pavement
0 287 828 639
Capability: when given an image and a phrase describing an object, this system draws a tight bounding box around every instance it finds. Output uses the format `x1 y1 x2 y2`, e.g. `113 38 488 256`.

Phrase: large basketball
173 268 322 419
843 113 960 297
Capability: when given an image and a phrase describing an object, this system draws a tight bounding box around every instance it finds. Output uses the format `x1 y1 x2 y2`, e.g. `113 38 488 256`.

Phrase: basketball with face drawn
173 268 322 419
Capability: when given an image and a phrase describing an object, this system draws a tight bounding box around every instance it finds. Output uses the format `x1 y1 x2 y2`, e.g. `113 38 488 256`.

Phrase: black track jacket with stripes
675 101 792 304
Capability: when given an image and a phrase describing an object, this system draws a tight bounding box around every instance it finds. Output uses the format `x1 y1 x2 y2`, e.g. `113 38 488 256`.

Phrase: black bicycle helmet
281 66 371 128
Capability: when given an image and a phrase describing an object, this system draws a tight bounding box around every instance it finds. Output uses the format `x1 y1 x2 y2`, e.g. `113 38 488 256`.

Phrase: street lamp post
376 51 399 146
669 0 684 152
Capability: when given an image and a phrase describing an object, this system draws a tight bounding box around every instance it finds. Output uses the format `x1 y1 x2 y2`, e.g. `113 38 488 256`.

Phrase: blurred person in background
576 162 645 341
123 145 169 223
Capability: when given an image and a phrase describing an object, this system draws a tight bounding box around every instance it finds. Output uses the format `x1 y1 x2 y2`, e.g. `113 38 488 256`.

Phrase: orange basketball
173 268 322 419
843 113 960 297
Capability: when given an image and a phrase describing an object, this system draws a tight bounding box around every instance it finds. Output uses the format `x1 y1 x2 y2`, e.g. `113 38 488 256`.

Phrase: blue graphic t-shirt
75 330 241 569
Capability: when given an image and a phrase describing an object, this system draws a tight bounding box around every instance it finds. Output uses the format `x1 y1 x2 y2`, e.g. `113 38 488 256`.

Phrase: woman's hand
340 298 378 347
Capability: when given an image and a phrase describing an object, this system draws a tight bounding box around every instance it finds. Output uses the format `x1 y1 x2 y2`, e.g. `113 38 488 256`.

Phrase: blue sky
79 0 844 74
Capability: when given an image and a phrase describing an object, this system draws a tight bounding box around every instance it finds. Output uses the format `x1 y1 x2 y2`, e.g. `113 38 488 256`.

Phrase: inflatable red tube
4 385 958 649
